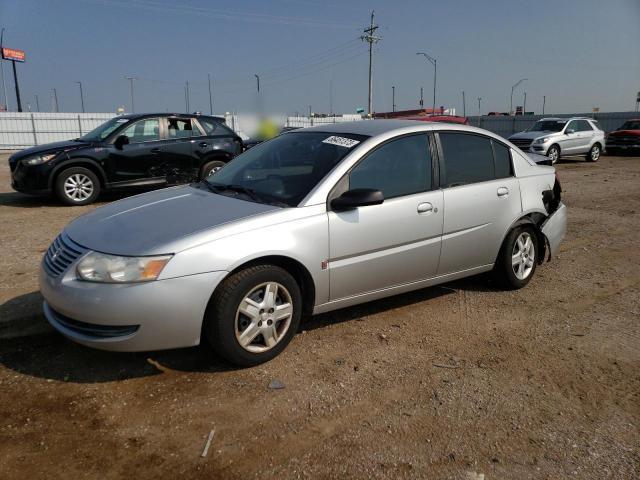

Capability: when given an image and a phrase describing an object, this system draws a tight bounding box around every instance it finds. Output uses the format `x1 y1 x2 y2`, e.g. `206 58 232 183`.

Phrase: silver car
40 121 566 366
509 117 605 164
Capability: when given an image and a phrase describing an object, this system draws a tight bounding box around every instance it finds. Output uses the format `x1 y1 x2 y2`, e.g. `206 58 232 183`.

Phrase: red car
606 119 640 155
402 115 469 125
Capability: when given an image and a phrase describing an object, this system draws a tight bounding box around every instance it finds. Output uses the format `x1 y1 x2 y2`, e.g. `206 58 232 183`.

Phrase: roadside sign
1 47 26 62
592 107 600 113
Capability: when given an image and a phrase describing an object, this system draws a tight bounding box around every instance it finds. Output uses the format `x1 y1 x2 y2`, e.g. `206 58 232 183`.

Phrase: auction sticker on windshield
322 136 360 148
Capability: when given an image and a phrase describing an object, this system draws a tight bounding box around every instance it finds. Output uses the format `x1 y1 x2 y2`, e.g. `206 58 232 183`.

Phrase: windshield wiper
203 182 289 207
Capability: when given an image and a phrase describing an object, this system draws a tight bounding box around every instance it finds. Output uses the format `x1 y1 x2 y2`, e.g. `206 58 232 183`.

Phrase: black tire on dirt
200 159 227 179
204 265 302 367
493 225 539 290
547 144 560 165
54 166 101 206
586 143 601 162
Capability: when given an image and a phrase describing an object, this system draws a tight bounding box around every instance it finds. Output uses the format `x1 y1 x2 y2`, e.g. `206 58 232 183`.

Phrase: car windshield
529 120 566 132
80 117 130 141
204 131 368 207
619 120 640 130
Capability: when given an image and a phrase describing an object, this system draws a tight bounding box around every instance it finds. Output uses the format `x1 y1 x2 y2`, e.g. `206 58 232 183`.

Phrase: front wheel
204 265 302 366
494 226 538 290
546 145 560 165
54 167 100 206
586 144 600 162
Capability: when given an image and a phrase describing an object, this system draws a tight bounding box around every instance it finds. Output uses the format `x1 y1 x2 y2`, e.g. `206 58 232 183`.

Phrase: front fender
48 157 107 189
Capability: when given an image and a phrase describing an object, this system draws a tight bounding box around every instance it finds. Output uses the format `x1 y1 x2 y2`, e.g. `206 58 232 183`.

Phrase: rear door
559 120 581 153
328 133 443 300
436 132 521 275
158 117 199 183
195 117 243 163
574 120 595 153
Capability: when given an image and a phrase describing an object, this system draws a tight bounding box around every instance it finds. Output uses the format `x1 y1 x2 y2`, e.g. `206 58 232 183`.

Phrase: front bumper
10 160 53 194
541 202 567 258
40 262 227 352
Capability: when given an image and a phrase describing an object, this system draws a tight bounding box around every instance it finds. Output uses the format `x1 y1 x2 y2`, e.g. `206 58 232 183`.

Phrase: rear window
199 118 235 136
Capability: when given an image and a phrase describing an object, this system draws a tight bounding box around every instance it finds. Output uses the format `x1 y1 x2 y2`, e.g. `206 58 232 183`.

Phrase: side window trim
327 132 434 209
191 118 204 137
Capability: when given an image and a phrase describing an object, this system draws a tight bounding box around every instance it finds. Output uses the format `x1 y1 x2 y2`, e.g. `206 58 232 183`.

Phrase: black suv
9 113 243 205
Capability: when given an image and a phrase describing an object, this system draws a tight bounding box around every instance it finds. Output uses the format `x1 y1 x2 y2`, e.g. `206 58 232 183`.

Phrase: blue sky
1 0 639 115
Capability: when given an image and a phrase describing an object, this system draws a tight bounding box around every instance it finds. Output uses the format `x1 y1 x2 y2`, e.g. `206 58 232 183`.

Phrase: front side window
565 121 579 133
206 131 367 207
120 118 160 143
439 133 494 187
348 134 431 199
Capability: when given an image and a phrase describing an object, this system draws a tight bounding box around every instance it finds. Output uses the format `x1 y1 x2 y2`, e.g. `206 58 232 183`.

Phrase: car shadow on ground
0 275 498 384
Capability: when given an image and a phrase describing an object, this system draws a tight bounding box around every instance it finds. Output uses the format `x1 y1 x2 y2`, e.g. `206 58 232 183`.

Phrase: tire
54 166 100 206
494 226 539 290
586 143 601 162
204 265 302 367
200 159 227 179
546 144 560 165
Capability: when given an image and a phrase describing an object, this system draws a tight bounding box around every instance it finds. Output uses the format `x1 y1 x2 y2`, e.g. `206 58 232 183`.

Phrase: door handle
150 148 161 154
198 142 208 148
417 202 434 213
497 187 509 198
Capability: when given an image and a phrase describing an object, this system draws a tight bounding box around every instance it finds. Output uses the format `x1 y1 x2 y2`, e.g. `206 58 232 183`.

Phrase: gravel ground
0 152 639 479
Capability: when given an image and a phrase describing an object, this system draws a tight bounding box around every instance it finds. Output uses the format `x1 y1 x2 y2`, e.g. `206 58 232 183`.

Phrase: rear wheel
494 226 538 289
547 144 560 165
200 159 226 179
586 143 600 162
54 167 100 206
204 265 302 366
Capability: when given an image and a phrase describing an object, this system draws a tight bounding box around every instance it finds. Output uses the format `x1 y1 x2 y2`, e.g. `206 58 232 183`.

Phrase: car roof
538 117 595 122
297 119 488 137
117 113 225 122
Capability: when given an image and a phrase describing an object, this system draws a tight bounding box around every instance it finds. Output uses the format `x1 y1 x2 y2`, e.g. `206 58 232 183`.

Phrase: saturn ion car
40 120 566 366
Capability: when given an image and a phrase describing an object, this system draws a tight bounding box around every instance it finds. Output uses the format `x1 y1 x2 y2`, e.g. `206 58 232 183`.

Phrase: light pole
207 74 213 115
124 75 136 113
392 85 395 112
76 81 85 113
417 52 436 114
542 95 546 115
185 81 190 112
510 78 527 115
462 90 466 117
477 97 481 126
0 28 8 111
254 74 260 93
34 94 39 112
523 91 527 115
52 88 59 112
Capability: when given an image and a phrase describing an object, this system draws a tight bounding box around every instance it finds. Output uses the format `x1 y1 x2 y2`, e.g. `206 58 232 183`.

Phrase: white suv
509 117 605 164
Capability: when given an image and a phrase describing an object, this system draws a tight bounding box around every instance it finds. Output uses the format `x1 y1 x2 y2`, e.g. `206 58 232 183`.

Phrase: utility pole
207 74 213 115
329 78 333 115
416 52 436 114
76 81 85 113
462 90 466 117
52 88 59 112
185 81 190 112
419 87 423 108
542 95 546 115
523 91 527 115
477 97 481 126
392 85 395 112
510 78 527 115
361 11 380 116
34 94 39 112
254 74 260 93
308 105 312 117
0 28 8 111
124 75 136 113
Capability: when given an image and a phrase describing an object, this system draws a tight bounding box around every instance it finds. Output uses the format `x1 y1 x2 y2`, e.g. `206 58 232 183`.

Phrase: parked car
606 119 640 155
508 117 605 164
40 120 565 366
402 115 469 125
9 113 243 205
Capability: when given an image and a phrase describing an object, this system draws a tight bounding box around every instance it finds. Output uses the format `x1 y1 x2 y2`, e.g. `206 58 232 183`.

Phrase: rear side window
439 133 494 187
492 141 512 178
167 118 197 138
591 120 603 131
576 120 593 132
349 134 432 199
199 118 235 136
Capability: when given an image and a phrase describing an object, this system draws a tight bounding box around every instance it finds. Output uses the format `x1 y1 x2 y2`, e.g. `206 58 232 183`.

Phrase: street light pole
392 85 395 112
477 97 482 126
185 80 190 112
76 81 85 113
462 90 466 117
542 95 546 115
207 73 213 115
124 76 136 113
52 88 59 112
254 74 260 93
523 91 527 115
34 94 39 112
510 78 527 115
416 52 436 114
0 28 8 111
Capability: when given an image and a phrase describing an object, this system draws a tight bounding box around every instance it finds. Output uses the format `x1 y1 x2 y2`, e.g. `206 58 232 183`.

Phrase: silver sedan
40 120 566 366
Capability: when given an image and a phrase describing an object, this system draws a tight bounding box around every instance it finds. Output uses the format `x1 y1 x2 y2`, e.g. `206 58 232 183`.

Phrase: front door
106 117 164 184
436 132 522 274
558 120 582 154
328 133 443 300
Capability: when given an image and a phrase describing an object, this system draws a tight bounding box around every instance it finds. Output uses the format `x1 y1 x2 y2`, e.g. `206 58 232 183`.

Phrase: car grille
510 138 533 150
48 306 140 338
43 233 87 278
608 136 639 145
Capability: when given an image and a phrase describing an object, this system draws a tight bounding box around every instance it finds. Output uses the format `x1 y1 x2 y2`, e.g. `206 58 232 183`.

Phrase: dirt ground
0 152 638 480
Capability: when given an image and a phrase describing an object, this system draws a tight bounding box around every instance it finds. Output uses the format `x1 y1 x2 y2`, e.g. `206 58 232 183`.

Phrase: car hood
65 185 280 256
609 129 640 137
509 131 557 140
10 140 93 161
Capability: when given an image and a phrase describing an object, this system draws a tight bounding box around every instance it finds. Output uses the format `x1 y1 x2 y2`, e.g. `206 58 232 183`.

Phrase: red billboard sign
1 47 26 62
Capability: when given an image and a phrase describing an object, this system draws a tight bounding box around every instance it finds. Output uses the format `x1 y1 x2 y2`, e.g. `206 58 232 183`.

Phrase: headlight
76 251 172 283
22 153 58 166
534 137 550 145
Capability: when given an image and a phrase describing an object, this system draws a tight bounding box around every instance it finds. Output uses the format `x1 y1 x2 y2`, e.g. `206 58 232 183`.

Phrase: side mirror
331 188 384 211
114 135 130 150
565 129 575 135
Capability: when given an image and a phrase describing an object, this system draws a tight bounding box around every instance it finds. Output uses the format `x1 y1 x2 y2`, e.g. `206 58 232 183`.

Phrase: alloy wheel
235 282 293 353
591 145 600 161
63 174 94 202
548 147 559 164
512 232 535 280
